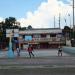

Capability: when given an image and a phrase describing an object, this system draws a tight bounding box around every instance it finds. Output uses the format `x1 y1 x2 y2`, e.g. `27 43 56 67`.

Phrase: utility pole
68 14 71 39
59 13 61 28
73 0 75 39
58 13 61 46
73 0 74 28
68 14 71 28
54 16 55 28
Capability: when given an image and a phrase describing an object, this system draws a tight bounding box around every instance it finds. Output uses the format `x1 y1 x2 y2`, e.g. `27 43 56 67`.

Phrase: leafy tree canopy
27 25 32 29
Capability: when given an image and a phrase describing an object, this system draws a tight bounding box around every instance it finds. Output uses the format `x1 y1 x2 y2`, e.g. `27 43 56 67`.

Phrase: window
50 34 56 37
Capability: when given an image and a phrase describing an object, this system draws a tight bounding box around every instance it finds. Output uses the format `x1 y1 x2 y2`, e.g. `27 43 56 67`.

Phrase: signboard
6 29 19 37
6 34 11 37
14 29 19 33
6 29 13 34
25 35 32 41
13 33 19 37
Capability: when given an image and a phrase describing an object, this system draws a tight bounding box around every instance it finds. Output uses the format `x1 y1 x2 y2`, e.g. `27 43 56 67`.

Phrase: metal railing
32 37 61 42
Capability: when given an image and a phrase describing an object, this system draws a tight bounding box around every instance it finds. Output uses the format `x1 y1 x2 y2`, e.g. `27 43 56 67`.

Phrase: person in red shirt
28 45 34 58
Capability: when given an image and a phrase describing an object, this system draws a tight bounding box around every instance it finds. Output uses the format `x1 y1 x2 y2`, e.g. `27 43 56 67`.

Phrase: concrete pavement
0 49 70 58
0 49 72 67
0 49 74 69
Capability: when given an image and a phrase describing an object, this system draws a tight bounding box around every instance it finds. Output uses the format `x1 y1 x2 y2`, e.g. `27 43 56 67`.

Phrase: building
19 28 65 49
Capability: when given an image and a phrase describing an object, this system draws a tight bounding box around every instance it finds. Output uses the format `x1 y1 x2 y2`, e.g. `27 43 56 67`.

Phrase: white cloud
18 0 72 28
0 17 4 22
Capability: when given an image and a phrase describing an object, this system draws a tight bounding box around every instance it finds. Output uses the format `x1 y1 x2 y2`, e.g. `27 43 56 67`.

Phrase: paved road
0 49 75 75
0 49 73 66
0 56 75 75
0 56 74 66
0 49 69 58
0 68 75 75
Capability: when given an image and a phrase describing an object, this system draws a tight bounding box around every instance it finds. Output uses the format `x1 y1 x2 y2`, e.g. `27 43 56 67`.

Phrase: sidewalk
0 49 75 69
0 49 70 58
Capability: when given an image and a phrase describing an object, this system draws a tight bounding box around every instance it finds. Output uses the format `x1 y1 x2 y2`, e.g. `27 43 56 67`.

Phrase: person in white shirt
17 48 20 57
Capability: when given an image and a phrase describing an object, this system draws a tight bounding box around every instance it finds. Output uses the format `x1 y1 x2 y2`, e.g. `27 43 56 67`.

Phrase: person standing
28 45 34 58
58 46 62 56
17 48 20 57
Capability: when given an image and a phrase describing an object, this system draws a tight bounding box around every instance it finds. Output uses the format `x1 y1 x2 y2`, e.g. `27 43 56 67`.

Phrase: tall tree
0 17 20 49
62 26 71 39
5 17 16 28
27 25 32 29
62 26 70 33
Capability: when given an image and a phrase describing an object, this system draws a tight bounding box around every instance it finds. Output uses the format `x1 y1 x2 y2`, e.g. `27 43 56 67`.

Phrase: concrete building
19 28 65 49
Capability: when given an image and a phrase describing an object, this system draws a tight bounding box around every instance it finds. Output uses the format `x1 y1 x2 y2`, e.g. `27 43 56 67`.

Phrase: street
0 49 69 58
0 49 75 75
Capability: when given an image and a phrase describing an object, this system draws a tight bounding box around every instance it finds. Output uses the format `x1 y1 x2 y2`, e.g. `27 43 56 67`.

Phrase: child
17 48 20 57
58 46 62 56
28 45 34 58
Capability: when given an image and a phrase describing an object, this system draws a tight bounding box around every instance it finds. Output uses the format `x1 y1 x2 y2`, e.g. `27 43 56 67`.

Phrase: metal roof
19 28 62 35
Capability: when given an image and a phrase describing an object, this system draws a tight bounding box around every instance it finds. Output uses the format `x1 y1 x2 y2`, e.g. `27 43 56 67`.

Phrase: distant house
19 28 65 49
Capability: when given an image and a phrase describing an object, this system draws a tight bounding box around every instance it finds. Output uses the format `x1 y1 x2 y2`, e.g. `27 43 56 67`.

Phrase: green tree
0 17 20 49
27 25 32 29
5 17 16 28
62 26 71 39
19 27 26 31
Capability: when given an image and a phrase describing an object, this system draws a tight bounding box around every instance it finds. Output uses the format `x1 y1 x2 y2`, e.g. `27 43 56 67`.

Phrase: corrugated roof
19 28 62 35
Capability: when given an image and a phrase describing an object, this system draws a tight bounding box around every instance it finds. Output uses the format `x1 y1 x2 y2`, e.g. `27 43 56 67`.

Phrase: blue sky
0 0 69 18
0 0 72 28
0 0 47 18
58 0 70 4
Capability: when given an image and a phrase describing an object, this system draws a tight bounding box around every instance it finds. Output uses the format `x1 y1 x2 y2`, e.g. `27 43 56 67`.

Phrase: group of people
16 45 34 58
16 45 62 58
